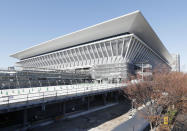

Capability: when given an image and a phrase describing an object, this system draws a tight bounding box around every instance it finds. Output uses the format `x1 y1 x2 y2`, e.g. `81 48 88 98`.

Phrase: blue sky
0 0 187 71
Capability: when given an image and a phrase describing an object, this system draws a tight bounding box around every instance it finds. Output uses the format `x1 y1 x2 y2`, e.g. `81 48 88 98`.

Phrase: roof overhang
10 10 172 63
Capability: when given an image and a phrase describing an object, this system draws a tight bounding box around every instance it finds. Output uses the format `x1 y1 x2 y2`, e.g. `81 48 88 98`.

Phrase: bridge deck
0 83 126 112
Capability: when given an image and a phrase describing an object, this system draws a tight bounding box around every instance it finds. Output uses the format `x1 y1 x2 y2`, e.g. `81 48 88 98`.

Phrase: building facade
11 11 173 81
171 54 180 72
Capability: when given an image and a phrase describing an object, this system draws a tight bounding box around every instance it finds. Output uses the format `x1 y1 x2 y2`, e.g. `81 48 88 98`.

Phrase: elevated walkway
0 83 126 113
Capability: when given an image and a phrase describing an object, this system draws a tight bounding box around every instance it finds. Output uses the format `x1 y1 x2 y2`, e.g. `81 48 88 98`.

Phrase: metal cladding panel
130 13 172 63
10 11 172 63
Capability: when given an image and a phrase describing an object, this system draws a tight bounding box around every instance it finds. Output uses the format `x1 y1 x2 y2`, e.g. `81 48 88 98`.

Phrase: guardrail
0 83 126 108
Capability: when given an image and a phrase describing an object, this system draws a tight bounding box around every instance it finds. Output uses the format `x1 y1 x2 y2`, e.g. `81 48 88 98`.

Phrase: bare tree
153 72 187 130
124 80 162 130
123 71 187 130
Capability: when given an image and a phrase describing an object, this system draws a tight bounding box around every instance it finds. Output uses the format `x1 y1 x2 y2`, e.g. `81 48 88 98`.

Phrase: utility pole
135 60 149 81
142 63 144 81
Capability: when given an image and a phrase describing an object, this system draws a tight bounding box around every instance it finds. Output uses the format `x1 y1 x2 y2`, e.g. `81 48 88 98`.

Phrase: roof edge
10 10 140 59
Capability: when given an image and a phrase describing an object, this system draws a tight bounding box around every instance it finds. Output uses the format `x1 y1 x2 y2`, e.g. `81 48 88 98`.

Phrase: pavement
32 100 131 131
89 109 133 131
31 100 150 131
112 111 148 131
90 105 149 131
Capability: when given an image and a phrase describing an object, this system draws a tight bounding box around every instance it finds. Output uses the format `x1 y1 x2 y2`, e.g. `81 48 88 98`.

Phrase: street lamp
135 60 149 81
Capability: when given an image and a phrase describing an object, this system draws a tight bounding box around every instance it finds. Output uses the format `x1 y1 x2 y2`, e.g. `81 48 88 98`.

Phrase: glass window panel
72 49 78 61
122 37 131 57
58 52 63 63
63 52 70 62
79 47 86 60
75 48 81 61
105 41 112 57
67 50 73 62
87 45 94 59
60 52 65 63
96 44 102 58
118 39 123 55
111 40 117 56
53 54 56 65
83 46 90 60
91 45 99 58
100 43 107 57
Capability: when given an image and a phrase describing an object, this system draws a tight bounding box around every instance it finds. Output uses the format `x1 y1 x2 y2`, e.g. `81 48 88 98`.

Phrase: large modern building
11 11 173 81
171 54 180 72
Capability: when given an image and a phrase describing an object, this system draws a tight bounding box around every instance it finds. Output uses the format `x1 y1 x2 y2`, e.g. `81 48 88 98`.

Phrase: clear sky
0 0 186 71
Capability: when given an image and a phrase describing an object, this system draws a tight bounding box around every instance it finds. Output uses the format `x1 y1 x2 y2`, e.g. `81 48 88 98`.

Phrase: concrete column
23 109 28 127
63 102 66 115
87 96 90 110
42 104 46 111
111 92 114 98
103 94 107 105
115 92 119 102
59 102 62 113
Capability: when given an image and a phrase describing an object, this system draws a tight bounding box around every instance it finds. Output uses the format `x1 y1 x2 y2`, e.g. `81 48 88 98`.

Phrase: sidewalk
32 101 131 131
89 105 148 131
89 109 133 131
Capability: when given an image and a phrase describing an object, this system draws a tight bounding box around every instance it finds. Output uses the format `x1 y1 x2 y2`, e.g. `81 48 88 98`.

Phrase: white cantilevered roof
10 10 172 63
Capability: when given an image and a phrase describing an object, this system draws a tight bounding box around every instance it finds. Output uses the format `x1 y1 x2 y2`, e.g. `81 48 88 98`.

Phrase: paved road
32 101 131 131
112 112 149 131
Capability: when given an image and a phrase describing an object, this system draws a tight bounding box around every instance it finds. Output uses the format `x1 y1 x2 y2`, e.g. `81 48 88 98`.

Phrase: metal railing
0 83 126 108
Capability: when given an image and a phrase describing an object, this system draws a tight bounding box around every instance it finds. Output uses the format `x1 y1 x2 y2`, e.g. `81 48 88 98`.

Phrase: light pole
142 62 144 80
132 99 136 110
135 60 149 81
130 99 136 118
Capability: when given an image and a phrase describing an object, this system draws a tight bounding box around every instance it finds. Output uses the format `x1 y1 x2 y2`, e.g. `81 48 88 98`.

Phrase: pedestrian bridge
0 83 126 111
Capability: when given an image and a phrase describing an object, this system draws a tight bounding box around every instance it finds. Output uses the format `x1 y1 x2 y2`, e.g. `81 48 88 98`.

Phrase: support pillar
59 102 62 113
42 103 46 111
115 92 119 102
23 109 28 127
103 94 107 105
87 96 90 110
63 102 66 116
